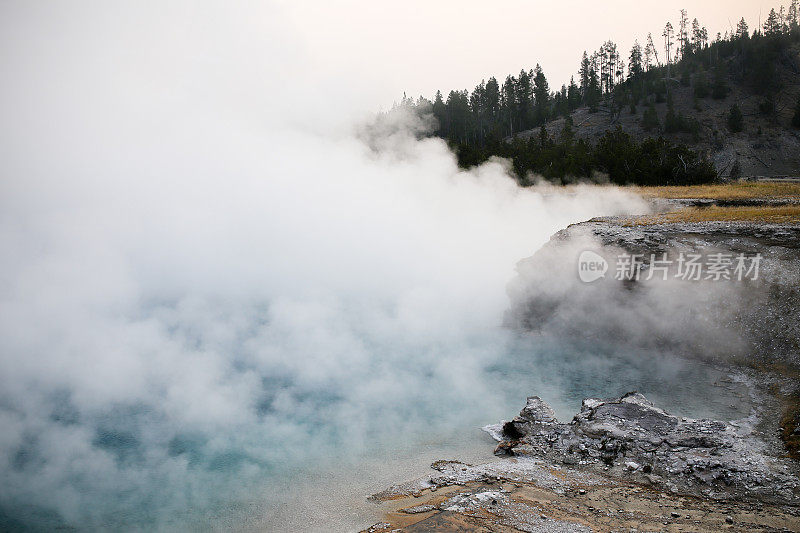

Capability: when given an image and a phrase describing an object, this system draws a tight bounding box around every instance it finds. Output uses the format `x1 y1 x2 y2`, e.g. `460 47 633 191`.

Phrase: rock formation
493 392 800 505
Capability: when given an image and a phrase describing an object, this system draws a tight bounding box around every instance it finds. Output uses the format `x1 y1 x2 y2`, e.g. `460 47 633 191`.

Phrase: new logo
578 250 608 283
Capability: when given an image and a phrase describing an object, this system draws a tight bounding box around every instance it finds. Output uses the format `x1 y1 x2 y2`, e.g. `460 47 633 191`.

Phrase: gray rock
400 504 436 514
502 396 558 439
625 461 641 471
497 392 799 504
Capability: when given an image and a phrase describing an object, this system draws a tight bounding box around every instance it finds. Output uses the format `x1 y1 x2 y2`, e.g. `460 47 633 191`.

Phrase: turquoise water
0 326 747 532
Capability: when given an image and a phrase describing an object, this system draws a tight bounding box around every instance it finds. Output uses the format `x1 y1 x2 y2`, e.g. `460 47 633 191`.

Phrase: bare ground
367 475 800 532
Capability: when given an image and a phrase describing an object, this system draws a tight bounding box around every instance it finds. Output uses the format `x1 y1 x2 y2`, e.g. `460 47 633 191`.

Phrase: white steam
0 2 650 530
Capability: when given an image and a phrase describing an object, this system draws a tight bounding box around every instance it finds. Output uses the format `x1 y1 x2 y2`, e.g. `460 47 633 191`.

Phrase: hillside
519 44 800 179
394 5 800 185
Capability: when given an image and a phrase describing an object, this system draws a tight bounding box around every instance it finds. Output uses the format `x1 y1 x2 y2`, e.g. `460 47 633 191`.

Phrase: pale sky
278 0 781 106
0 1 784 130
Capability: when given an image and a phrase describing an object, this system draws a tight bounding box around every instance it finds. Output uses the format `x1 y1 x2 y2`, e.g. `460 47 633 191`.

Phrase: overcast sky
0 1 784 122
278 0 781 106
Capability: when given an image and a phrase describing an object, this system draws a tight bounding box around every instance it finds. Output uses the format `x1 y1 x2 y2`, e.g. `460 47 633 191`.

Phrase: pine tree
445 90 471 143
736 18 749 39
691 18 707 53
516 69 533 130
790 0 799 32
484 77 500 125
567 77 581 110
598 41 623 90
556 84 569 117
579 51 591 101
501 75 517 136
539 125 550 147
533 64 550 125
432 90 447 136
628 41 643 79
780 6 788 33
470 81 486 143
763 8 782 36
607 41 623 87
663 22 674 77
586 65 601 113
678 10 690 59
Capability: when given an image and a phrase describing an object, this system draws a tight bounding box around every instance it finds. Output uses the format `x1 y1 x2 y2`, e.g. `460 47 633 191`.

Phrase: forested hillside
392 4 800 185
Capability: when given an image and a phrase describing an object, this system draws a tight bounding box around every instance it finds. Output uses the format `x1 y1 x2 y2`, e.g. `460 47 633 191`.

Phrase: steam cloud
0 2 651 530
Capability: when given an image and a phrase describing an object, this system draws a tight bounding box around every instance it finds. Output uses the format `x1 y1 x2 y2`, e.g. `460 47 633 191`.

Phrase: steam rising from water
0 2 673 530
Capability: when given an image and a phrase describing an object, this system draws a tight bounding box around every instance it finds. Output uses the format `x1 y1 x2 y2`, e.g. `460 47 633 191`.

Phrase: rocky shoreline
365 374 800 532
363 199 800 532
492 391 798 506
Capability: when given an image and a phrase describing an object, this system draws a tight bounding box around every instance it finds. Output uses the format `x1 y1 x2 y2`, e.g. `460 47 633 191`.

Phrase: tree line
388 2 800 185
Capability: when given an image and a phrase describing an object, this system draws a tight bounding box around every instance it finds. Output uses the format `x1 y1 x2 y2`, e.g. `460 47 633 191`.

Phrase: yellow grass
625 205 800 225
629 182 800 201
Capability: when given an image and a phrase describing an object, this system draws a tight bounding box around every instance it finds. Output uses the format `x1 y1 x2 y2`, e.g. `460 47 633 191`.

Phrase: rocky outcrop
367 388 800 532
493 392 800 505
504 218 800 367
